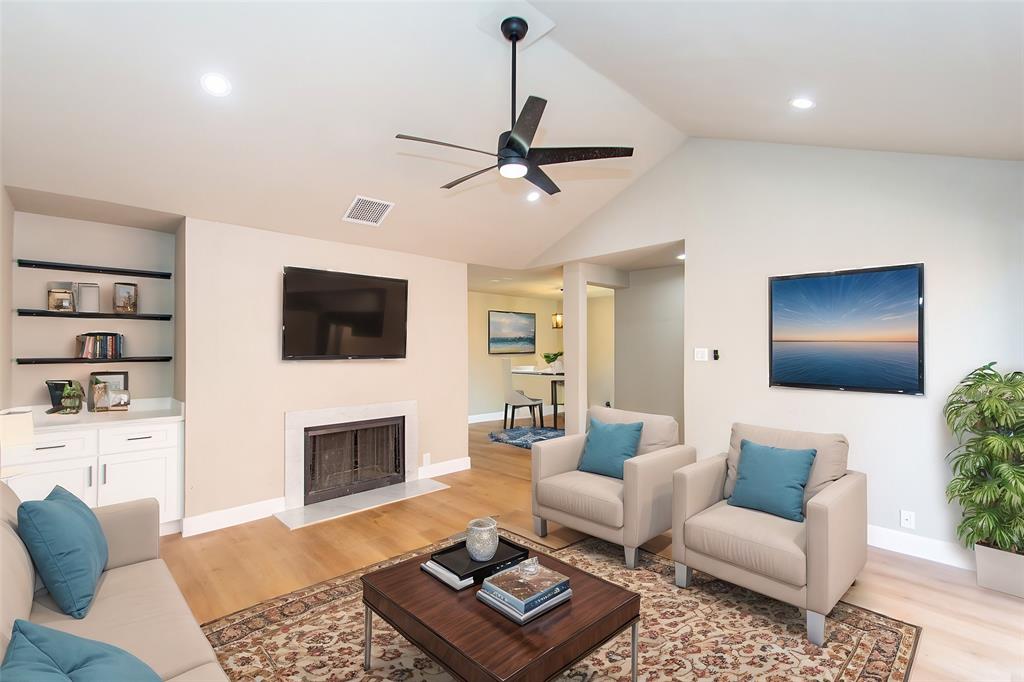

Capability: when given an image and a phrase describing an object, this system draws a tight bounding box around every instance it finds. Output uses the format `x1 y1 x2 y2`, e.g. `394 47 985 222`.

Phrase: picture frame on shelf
75 283 100 313
113 282 138 313
47 288 75 312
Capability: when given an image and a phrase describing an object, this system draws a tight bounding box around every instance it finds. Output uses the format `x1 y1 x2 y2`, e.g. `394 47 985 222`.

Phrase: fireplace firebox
303 416 405 505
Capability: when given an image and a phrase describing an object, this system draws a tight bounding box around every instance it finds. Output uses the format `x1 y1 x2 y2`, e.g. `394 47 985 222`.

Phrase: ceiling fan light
498 160 528 179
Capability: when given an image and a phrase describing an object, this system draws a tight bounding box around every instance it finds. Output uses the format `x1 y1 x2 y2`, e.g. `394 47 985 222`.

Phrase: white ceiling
0 2 682 269
534 1 1024 160
468 240 684 298
3 2 1019 275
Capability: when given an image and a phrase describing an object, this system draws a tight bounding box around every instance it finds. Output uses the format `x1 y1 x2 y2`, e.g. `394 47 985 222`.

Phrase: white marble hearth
274 478 449 530
283 400 421 511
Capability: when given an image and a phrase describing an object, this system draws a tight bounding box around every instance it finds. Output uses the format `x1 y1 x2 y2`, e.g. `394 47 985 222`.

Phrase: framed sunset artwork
769 263 924 395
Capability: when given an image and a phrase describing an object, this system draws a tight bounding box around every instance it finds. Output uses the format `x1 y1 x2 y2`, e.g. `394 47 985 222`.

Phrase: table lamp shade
0 410 35 451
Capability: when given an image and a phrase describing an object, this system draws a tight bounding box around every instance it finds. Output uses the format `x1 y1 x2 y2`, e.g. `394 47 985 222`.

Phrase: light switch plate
694 348 709 362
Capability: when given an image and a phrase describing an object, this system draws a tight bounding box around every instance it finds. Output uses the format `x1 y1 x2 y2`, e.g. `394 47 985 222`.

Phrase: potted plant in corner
944 362 1024 597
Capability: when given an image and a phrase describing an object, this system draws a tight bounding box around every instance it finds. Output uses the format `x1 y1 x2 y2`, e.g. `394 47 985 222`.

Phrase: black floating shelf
16 356 173 365
17 259 172 280
17 309 172 321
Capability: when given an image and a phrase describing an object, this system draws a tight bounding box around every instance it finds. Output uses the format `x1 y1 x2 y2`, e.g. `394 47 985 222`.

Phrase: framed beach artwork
769 263 924 395
488 310 536 354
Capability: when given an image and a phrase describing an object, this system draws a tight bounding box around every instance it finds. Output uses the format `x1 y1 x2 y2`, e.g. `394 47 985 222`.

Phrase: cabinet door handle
35 444 66 451
126 435 153 441
101 464 107 485
87 465 93 487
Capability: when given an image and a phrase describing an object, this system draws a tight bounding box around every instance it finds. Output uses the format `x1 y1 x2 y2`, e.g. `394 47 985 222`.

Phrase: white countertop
18 398 184 433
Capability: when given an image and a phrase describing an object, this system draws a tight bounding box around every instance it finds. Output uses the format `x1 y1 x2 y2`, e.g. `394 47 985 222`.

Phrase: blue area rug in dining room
489 427 565 449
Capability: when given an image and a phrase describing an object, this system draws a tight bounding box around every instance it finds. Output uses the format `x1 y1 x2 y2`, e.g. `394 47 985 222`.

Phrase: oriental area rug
203 530 919 681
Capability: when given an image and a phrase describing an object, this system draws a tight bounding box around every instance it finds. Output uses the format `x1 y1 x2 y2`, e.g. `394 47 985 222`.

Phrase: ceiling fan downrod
500 17 529 131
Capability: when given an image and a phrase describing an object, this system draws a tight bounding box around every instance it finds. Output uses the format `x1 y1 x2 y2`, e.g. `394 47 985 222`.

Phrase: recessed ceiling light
526 191 540 202
789 97 815 110
201 72 232 97
490 279 501 283
676 253 687 261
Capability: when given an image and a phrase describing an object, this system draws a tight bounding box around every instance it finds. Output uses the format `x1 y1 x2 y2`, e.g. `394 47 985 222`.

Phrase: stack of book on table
420 538 528 591
477 559 571 624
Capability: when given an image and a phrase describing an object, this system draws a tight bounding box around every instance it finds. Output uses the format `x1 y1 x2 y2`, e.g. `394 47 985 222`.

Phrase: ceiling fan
396 16 634 196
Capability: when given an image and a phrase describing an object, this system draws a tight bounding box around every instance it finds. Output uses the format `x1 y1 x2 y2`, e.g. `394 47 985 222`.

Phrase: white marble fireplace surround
283 401 422 511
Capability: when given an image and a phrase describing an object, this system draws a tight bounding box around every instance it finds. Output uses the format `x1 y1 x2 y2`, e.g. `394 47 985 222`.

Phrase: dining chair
501 359 545 428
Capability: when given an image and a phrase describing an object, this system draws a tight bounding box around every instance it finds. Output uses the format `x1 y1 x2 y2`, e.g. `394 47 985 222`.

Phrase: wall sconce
551 313 564 329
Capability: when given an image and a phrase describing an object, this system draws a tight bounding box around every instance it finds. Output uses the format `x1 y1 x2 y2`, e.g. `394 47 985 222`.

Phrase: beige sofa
532 405 697 568
0 482 226 681
672 423 866 645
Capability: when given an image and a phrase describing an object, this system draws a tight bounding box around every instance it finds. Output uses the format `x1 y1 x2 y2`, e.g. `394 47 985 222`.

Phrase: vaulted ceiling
3 2 1019 270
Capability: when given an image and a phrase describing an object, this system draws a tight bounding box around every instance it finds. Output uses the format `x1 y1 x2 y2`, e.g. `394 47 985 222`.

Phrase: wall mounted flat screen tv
282 266 408 360
769 263 924 395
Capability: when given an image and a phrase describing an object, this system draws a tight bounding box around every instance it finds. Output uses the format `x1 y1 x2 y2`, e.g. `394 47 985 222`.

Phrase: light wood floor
162 420 1024 681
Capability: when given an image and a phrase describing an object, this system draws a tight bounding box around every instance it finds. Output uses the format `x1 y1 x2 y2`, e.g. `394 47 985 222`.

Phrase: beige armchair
672 423 866 645
532 406 696 568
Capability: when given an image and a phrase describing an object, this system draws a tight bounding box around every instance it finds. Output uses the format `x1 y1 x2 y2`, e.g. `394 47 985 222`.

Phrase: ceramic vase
466 517 498 561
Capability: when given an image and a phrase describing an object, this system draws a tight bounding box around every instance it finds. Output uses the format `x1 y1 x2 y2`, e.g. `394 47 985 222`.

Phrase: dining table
511 367 565 429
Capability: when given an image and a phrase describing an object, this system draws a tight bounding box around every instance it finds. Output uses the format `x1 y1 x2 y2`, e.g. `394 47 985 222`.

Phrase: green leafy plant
542 351 563 365
944 363 1024 554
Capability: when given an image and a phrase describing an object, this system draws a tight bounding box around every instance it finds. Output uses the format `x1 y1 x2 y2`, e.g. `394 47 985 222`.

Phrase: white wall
467 291 562 417
10 213 175 406
183 218 468 517
614 266 684 426
587 294 614 408
537 139 1024 558
0 190 13 408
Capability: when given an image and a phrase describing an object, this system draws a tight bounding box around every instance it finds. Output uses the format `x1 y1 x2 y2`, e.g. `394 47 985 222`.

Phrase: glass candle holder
466 517 498 562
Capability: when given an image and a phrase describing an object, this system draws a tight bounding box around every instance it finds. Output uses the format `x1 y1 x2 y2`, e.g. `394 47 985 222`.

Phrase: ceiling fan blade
525 165 561 195
507 96 547 156
396 134 498 158
527 146 634 166
441 165 498 189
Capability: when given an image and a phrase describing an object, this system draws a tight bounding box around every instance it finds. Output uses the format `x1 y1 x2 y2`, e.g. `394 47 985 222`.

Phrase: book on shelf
75 332 124 360
419 560 474 591
480 560 570 614
477 587 572 624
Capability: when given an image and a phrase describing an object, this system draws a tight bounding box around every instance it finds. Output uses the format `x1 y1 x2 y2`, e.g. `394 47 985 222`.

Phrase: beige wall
467 291 562 417
614 266 684 426
184 218 468 517
535 138 1024 549
0 189 12 408
173 221 186 401
10 213 175 406
587 294 614 408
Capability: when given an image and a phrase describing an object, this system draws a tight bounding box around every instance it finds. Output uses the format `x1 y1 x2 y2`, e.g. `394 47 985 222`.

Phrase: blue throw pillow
0 619 160 681
728 439 817 522
578 418 643 479
17 486 108 619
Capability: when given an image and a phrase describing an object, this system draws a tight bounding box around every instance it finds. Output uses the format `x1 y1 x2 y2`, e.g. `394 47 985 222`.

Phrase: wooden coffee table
361 547 641 681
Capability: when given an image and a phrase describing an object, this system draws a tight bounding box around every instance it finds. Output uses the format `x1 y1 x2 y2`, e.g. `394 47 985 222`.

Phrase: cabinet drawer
7 429 100 465
99 422 179 454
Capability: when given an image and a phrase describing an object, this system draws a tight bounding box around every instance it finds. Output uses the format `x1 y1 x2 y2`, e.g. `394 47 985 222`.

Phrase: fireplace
303 416 405 505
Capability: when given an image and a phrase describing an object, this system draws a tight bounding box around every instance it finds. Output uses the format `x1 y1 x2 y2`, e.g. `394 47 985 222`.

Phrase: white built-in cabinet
1 412 184 526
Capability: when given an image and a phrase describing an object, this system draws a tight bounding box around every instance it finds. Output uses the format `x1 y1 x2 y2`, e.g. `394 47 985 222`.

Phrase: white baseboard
181 496 287 537
419 456 471 478
160 520 181 536
469 405 562 424
868 524 975 570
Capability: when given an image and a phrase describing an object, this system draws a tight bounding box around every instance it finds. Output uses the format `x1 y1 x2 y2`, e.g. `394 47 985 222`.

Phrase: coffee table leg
364 605 371 670
631 621 638 682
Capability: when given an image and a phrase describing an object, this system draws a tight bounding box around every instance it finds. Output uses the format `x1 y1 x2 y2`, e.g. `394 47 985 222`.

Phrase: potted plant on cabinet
944 362 1024 597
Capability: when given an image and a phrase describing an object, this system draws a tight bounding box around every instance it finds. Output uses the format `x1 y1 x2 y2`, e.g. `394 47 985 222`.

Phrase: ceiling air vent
343 195 394 226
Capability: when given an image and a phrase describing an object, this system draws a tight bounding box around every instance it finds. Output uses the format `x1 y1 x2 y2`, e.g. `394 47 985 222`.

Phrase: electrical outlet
694 348 709 362
900 509 916 530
